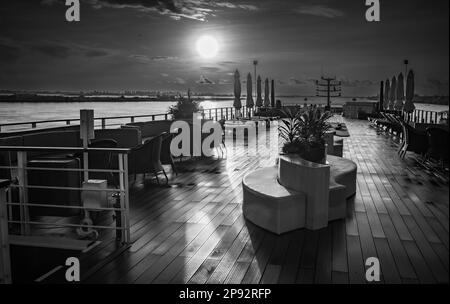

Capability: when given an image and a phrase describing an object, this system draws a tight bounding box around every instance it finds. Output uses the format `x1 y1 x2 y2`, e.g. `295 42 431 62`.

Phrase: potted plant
168 89 203 120
279 106 332 164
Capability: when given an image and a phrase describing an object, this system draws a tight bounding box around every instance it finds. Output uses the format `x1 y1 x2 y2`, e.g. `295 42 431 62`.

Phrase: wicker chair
160 132 177 175
129 133 167 184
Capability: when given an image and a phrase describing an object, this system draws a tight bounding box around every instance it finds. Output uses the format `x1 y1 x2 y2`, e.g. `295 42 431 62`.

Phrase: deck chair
130 133 167 184
426 127 449 167
160 132 177 175
399 122 428 158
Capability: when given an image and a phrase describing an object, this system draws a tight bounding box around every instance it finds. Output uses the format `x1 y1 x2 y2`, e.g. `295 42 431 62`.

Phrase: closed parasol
256 75 263 107
403 70 415 113
389 76 396 110
264 78 270 106
233 70 242 110
394 72 404 110
246 73 254 108
383 78 390 110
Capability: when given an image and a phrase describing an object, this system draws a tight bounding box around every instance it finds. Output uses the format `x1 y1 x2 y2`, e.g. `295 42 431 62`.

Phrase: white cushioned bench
242 167 307 235
242 154 357 234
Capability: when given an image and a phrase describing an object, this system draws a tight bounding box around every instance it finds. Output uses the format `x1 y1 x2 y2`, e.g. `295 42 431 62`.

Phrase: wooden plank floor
76 118 448 284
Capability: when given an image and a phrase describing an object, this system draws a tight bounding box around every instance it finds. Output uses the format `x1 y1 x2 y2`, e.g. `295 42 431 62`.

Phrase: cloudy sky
0 0 448 96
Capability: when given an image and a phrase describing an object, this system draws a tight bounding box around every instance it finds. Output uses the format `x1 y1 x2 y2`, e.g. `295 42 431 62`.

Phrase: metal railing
0 146 131 254
0 180 11 284
0 106 262 133
0 113 171 133
402 109 448 124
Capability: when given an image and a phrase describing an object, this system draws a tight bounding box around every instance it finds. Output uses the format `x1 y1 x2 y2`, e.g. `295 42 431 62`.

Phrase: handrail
0 146 131 153
0 106 252 132
0 113 169 127
382 109 447 125
2 105 446 132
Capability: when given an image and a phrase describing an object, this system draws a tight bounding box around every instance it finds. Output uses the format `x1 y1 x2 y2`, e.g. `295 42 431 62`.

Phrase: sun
196 35 219 59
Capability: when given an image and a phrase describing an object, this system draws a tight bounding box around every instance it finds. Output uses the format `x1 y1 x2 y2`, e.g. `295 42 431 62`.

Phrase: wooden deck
52 118 448 284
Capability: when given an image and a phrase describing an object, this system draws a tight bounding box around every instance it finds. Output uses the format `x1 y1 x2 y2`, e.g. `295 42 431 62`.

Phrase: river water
0 97 447 131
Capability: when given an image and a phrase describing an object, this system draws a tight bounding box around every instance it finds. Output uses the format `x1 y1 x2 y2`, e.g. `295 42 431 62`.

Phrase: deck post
80 110 95 182
118 154 130 244
122 154 130 243
0 180 12 284
17 152 30 235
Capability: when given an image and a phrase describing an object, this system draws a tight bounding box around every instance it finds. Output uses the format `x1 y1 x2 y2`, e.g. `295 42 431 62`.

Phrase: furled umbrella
246 73 254 110
388 76 396 110
378 81 384 112
233 70 242 117
264 78 270 107
255 75 263 107
403 70 415 113
271 79 275 107
394 72 404 110
383 78 390 110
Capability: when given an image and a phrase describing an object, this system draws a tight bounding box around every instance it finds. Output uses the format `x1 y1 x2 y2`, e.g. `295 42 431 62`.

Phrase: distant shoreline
0 94 448 106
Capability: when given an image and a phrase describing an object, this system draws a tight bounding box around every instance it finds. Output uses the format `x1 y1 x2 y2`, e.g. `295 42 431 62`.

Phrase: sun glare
196 35 219 59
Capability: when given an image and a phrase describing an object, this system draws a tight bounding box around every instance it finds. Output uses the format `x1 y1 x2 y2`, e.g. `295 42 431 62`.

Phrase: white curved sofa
242 154 357 234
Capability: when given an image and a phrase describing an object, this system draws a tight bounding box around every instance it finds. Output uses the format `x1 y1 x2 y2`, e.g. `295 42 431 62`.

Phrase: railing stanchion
0 180 12 284
101 118 106 129
118 153 130 244
17 151 30 235
123 154 130 243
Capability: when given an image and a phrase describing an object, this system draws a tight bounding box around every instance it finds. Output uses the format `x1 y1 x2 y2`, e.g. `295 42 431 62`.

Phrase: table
329 122 350 137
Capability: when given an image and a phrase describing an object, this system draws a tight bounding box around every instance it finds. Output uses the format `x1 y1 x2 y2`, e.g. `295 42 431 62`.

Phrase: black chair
129 133 167 184
426 127 449 166
399 122 428 158
160 132 177 175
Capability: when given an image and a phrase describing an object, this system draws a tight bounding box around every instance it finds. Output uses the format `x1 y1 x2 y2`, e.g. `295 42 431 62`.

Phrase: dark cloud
218 78 231 85
85 49 109 57
196 75 214 84
31 43 71 58
288 77 306 85
296 5 344 18
200 66 221 73
0 44 20 62
60 0 260 21
151 55 178 61
340 79 375 87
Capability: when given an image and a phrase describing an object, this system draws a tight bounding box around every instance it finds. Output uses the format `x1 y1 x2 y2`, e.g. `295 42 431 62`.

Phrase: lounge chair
426 127 449 167
399 122 428 158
